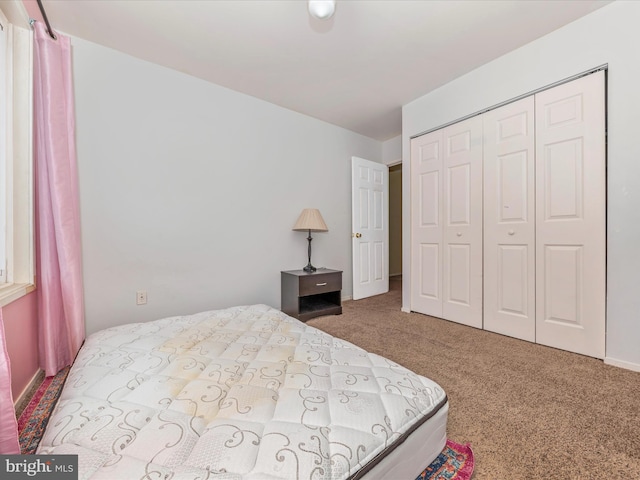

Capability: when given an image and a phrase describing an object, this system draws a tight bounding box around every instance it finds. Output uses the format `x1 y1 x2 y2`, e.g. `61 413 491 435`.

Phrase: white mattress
38 304 448 479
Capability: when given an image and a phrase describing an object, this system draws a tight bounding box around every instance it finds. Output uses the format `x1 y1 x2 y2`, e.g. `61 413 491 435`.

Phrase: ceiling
18 0 612 141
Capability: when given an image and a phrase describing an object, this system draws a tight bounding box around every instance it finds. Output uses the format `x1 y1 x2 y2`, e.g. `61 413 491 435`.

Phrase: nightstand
281 269 342 322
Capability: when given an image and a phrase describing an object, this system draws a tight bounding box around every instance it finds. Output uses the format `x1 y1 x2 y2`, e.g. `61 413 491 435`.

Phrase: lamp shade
292 208 328 232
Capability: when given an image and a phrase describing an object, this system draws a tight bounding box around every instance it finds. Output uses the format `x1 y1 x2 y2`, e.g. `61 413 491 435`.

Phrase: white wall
382 135 402 165
72 37 382 334
402 0 640 370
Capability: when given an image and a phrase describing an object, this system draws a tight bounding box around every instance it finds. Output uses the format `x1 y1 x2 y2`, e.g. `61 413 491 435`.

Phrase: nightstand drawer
299 272 342 296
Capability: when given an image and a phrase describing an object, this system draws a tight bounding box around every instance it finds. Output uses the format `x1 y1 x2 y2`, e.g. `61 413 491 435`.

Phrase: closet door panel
418 244 439 301
447 244 471 304
411 130 443 317
483 97 535 341
497 245 529 315
535 71 606 358
442 116 483 328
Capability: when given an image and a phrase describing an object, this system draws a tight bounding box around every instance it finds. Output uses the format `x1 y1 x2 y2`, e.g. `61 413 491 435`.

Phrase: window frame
0 14 6 285
0 7 34 307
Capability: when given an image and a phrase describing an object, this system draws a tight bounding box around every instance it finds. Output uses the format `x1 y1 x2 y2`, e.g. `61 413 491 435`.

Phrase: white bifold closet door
483 71 605 358
411 129 444 318
412 71 605 359
483 96 536 342
411 116 483 328
534 71 606 358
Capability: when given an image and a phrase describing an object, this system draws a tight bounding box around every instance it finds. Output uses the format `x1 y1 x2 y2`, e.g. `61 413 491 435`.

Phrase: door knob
353 233 362 238
508 230 515 236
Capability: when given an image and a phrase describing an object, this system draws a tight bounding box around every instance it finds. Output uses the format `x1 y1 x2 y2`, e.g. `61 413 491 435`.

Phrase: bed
37 304 448 479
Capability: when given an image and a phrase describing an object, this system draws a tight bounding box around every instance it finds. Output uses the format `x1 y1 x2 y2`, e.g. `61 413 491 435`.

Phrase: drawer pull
316 282 328 286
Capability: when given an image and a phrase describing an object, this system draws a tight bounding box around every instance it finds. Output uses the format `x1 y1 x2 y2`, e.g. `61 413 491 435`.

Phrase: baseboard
604 357 640 373
14 369 44 415
401 306 411 313
341 295 352 301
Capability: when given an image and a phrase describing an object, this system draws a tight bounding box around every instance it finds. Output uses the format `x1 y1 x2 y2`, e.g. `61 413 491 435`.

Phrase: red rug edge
17 375 54 432
445 439 475 480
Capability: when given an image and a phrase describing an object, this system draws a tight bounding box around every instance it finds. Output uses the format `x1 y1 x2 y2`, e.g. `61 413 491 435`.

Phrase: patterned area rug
18 366 70 455
18 367 474 479
418 439 475 480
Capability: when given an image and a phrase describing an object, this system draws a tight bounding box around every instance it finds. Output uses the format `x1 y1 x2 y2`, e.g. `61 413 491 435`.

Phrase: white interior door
410 130 444 317
483 96 536 341
351 157 389 300
442 117 483 328
535 71 606 358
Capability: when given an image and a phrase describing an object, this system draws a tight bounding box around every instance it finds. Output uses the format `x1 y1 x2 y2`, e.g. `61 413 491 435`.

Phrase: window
0 7 34 306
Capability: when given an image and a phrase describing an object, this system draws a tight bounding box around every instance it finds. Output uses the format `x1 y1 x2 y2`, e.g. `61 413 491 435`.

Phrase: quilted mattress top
38 304 447 479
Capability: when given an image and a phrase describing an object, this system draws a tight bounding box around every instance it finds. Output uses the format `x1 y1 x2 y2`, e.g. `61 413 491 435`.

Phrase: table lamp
292 208 328 273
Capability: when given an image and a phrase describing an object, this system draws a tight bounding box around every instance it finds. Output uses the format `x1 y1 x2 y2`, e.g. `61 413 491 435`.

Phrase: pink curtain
0 308 20 454
33 22 85 377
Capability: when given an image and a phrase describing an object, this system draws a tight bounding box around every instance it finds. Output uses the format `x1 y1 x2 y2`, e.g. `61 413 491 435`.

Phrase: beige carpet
308 276 640 479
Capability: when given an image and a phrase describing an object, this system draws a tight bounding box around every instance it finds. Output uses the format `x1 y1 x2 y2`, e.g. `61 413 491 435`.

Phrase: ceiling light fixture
308 0 336 20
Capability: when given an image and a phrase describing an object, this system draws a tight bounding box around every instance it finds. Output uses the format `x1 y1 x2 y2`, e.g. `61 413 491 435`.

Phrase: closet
410 71 606 358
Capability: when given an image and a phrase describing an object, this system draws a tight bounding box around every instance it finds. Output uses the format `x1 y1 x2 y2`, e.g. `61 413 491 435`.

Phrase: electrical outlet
136 290 147 305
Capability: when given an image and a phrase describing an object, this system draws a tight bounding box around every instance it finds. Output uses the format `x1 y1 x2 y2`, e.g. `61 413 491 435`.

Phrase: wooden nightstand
281 269 342 322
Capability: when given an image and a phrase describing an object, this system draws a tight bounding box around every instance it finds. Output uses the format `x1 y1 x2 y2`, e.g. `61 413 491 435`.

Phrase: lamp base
303 231 317 273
